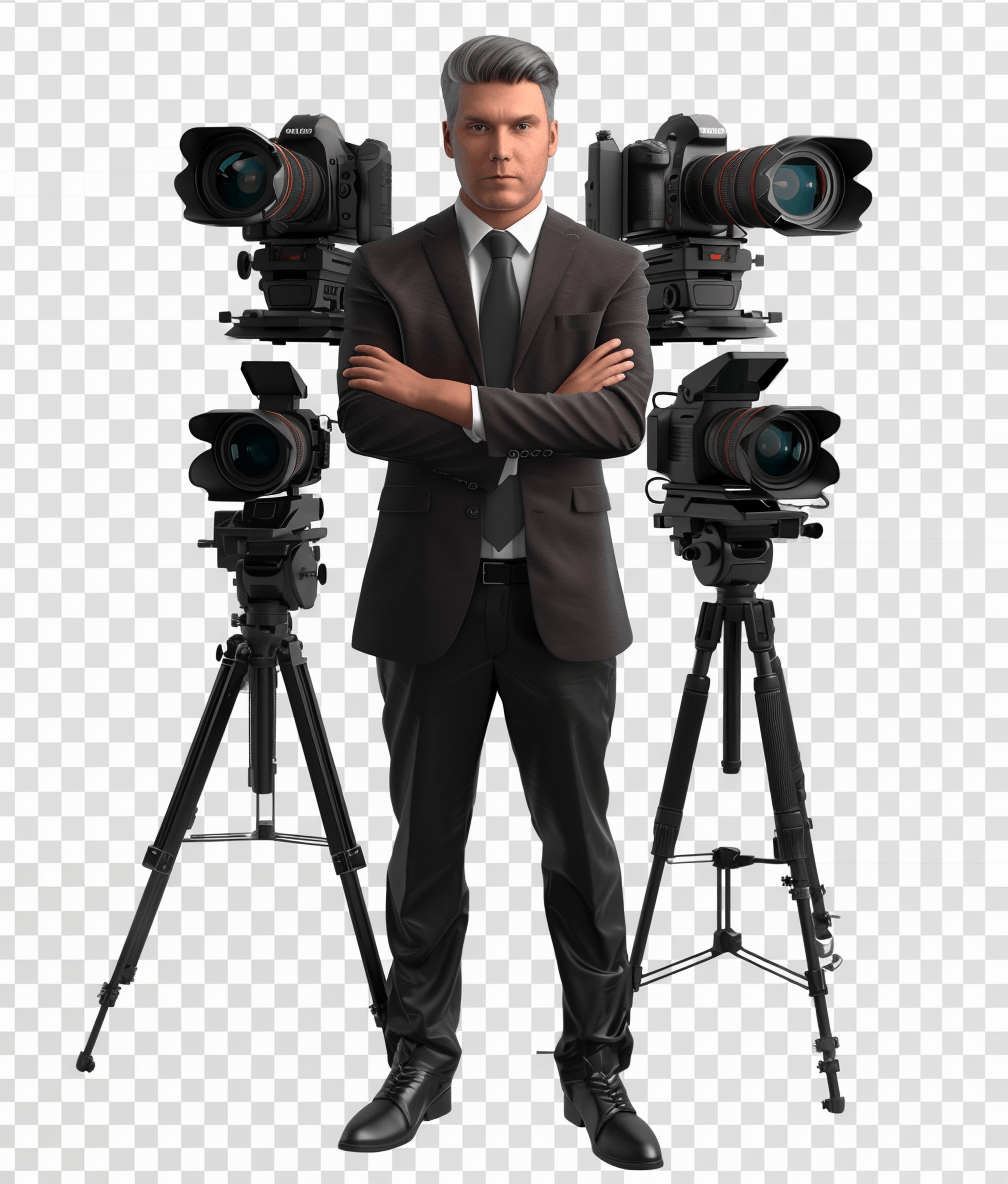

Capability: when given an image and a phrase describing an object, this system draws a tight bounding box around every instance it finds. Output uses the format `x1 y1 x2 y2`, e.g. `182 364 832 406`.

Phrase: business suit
336 200 653 1082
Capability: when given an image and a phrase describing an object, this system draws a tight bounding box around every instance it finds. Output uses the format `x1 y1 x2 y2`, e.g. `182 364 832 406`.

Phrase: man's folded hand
343 344 473 429
554 338 635 395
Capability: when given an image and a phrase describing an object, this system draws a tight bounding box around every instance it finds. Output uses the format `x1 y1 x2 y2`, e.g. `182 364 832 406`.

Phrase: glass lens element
213 150 270 210
229 424 280 477
754 423 802 477
771 159 824 217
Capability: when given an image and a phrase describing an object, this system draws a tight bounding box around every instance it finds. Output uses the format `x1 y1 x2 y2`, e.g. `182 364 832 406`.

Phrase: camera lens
215 410 312 495
753 421 804 478
212 149 271 210
682 142 842 232
269 143 325 225
196 135 324 227
770 159 825 218
705 407 813 491
229 423 281 479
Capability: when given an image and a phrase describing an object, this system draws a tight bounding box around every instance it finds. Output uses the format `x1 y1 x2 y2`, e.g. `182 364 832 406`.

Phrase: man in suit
334 35 660 1170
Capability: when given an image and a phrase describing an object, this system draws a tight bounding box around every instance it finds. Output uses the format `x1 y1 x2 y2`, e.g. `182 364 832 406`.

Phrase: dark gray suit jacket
336 203 653 664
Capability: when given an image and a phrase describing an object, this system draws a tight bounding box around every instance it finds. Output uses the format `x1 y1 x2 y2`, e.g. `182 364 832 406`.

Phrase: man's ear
547 120 559 159
442 119 455 159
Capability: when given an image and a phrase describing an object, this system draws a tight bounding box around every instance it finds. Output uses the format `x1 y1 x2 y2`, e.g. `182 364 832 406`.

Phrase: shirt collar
453 191 549 259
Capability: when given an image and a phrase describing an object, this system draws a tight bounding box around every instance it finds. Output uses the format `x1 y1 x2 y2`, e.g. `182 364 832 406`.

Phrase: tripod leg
743 600 844 1113
77 636 251 1073
770 649 835 957
722 616 742 773
276 637 394 1063
630 600 723 987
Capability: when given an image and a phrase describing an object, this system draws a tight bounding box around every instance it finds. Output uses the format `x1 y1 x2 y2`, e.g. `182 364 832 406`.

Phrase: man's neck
459 187 543 229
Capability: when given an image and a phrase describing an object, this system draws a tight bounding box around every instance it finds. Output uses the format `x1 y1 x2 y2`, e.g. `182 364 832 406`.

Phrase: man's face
442 78 559 213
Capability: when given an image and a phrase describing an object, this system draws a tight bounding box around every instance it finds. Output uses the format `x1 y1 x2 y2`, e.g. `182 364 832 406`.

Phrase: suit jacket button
508 449 519 458
520 450 530 458
467 482 478 490
467 506 479 518
530 449 540 456
542 449 553 457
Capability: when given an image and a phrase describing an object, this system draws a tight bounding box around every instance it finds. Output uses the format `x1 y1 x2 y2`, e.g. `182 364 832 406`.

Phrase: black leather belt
481 559 529 585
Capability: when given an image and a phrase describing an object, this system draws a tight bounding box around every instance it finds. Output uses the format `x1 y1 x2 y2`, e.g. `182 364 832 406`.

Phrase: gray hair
441 35 559 129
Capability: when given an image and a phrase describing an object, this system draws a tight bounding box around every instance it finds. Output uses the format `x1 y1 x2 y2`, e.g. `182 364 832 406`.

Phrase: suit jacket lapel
420 203 579 388
512 206 578 380
421 206 486 385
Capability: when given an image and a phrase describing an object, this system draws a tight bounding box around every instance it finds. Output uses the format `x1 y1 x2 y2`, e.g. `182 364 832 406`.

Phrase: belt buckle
482 560 506 585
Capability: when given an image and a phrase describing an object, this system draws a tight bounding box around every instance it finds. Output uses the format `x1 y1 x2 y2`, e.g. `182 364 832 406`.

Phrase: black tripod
629 515 845 1114
77 491 393 1074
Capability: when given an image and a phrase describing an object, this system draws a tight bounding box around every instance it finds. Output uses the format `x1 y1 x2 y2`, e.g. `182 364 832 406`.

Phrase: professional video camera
175 113 392 344
586 112 872 344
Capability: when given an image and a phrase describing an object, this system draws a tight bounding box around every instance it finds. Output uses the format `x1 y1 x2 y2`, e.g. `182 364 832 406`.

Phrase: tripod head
648 484 821 587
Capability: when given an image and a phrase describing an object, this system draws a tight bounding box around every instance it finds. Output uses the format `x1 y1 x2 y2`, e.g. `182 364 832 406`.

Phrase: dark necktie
479 229 524 551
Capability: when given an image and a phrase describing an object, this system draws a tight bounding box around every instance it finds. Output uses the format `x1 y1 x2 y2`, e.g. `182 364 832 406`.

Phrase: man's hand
554 338 634 395
343 344 473 429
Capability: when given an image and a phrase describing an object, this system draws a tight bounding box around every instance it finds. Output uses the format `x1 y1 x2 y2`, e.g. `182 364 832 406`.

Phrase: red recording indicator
710 253 722 260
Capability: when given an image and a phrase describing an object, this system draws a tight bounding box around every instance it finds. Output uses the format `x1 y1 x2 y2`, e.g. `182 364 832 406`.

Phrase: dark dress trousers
335 203 654 1081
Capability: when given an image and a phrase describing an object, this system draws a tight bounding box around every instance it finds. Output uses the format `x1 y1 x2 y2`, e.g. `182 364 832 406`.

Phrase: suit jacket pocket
571 483 611 513
377 484 431 513
555 311 605 332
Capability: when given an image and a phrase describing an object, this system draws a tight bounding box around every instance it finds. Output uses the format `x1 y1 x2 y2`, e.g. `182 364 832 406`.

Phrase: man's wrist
421 377 474 429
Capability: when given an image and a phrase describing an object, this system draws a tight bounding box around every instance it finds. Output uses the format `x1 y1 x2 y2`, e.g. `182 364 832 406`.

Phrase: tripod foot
76 1052 95 1073
822 1096 845 1114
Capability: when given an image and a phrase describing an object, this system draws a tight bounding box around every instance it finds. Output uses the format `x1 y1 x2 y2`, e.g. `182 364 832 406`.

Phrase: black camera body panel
587 114 732 244
642 236 753 321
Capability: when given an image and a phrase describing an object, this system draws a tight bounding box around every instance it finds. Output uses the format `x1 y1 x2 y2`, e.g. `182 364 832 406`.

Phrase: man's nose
489 131 511 160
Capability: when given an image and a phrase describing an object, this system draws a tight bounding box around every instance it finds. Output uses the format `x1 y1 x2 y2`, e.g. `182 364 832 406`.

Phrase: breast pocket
377 484 431 513
571 483 612 513
555 312 605 334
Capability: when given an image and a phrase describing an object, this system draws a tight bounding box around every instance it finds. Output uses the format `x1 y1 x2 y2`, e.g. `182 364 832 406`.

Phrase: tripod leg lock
98 981 121 1007
804 967 829 997
142 845 175 875
652 806 683 860
332 844 366 875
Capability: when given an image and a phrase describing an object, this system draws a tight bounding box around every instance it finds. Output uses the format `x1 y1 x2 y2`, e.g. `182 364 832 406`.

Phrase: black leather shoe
562 1045 663 1170
338 1038 454 1153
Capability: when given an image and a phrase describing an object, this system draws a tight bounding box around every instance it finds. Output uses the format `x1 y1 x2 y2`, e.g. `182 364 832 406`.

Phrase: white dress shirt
453 192 550 559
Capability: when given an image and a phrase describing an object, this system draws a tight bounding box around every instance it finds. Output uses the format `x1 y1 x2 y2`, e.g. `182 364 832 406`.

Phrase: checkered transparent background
1 1 1005 1181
